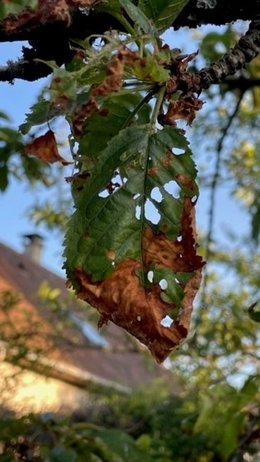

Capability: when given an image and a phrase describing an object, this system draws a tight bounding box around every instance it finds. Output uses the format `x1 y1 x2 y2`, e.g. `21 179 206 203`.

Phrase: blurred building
0 236 172 416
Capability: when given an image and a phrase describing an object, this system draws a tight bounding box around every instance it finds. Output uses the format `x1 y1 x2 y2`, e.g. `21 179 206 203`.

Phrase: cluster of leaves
0 375 259 461
2 0 206 362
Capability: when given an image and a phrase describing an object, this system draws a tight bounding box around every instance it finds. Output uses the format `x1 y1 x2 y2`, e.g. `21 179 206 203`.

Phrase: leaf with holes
64 123 203 362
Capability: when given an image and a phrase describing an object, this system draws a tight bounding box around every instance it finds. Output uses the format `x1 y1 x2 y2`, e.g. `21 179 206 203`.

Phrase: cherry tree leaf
64 124 203 362
139 0 190 31
25 130 72 165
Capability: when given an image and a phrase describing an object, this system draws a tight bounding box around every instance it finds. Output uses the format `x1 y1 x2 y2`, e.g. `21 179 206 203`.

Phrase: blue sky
0 33 250 277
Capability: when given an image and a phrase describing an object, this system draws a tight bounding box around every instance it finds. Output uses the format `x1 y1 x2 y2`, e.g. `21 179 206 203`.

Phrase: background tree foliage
0 1 259 461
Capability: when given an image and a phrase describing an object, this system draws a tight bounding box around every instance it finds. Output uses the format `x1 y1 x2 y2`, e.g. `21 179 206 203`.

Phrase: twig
200 91 245 307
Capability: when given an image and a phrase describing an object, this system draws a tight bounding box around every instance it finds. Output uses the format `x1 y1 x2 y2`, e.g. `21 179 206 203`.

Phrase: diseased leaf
25 130 72 165
64 125 203 362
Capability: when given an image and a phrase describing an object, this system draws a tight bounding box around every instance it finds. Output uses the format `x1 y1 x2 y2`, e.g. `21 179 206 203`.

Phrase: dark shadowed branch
200 91 245 307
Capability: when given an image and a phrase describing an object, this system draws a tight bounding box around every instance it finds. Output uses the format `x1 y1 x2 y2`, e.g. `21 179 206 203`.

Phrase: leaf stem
112 12 136 36
122 86 158 129
150 85 165 128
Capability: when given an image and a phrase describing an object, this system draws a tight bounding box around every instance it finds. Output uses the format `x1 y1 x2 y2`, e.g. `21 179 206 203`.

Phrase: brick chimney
23 234 44 264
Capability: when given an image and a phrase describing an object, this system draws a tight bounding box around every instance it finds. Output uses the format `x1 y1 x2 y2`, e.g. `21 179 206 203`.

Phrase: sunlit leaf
138 0 190 31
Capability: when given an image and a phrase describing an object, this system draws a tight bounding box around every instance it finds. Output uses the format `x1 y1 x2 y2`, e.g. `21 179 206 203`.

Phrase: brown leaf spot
72 97 98 137
162 150 173 166
106 250 116 261
148 166 159 176
177 175 196 192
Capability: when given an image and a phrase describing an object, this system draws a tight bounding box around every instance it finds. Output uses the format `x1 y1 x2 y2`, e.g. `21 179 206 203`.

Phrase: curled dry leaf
163 95 203 126
25 130 72 165
72 197 204 363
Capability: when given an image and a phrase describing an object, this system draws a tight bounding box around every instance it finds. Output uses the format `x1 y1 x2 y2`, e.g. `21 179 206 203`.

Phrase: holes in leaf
151 187 163 203
135 205 141 220
133 193 141 200
163 181 181 199
177 236 182 242
159 279 168 290
145 199 160 224
173 148 185 155
98 173 127 198
160 315 173 328
98 189 110 198
147 270 154 283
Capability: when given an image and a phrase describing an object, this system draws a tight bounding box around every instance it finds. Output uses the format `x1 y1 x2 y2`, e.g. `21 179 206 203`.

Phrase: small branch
200 91 244 306
0 59 52 82
198 15 260 90
224 76 260 91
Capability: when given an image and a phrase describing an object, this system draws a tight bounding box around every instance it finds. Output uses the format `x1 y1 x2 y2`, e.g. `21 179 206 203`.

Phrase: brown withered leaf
163 95 203 126
25 130 72 165
72 97 98 137
73 197 204 363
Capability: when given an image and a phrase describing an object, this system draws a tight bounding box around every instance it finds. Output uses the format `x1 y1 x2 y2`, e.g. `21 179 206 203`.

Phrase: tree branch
224 76 260 91
176 16 260 94
0 5 259 83
200 91 245 307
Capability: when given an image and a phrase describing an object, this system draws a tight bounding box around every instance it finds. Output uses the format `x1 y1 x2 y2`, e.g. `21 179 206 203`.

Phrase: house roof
0 241 172 391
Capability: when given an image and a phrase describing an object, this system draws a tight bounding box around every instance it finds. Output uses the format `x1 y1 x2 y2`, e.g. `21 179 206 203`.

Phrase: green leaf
119 0 158 35
248 301 260 323
19 98 62 134
95 428 153 462
64 125 198 288
0 111 11 121
251 201 260 245
0 0 37 19
138 0 190 31
47 447 77 462
78 92 151 158
0 164 8 191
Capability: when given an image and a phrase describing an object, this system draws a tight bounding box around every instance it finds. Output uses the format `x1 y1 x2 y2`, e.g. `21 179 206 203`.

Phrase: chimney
23 234 44 264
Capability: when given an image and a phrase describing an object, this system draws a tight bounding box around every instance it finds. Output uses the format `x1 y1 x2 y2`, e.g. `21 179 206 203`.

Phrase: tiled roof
0 242 171 390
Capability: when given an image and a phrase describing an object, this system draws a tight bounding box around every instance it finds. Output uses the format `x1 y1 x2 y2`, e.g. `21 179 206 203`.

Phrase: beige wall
0 362 89 416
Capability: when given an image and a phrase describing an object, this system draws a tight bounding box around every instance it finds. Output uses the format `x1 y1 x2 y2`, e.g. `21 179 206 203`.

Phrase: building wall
0 362 89 416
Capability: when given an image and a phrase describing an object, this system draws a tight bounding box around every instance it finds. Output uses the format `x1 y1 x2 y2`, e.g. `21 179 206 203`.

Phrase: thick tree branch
0 4 259 83
175 16 260 94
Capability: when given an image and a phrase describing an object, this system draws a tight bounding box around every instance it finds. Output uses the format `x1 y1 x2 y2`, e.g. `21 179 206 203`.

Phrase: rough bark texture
0 1 259 83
